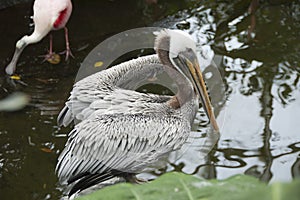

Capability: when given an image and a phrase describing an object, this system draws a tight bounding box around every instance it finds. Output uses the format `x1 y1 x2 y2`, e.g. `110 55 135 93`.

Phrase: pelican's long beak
176 50 219 132
191 59 219 132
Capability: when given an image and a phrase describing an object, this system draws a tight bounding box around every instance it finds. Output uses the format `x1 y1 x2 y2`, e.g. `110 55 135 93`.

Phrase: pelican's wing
56 111 190 183
57 55 163 127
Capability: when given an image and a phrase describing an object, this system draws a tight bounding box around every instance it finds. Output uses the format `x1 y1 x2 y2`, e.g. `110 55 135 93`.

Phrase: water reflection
155 0 300 182
215 1 300 182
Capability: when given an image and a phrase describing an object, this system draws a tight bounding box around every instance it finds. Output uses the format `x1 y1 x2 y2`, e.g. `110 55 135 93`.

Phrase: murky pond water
0 0 300 199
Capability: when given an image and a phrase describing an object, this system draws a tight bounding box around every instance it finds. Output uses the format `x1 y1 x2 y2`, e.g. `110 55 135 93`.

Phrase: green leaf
76 172 300 200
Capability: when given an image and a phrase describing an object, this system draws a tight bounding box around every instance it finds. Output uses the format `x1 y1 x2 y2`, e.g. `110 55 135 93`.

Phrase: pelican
5 0 73 75
56 29 219 197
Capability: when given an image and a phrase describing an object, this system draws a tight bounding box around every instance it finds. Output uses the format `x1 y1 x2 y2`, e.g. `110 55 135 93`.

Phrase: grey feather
56 110 192 183
57 55 163 127
55 31 204 195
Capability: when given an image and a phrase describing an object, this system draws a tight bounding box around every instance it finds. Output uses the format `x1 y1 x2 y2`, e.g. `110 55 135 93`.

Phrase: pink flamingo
5 0 73 75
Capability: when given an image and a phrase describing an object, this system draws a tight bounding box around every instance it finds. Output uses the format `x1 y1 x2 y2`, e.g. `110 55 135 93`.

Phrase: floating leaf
40 148 53 153
76 172 300 200
47 53 61 64
94 61 104 68
10 75 21 80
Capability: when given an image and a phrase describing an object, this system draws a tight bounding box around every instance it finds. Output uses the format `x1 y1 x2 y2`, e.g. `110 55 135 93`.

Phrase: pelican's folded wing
57 55 164 127
56 112 190 184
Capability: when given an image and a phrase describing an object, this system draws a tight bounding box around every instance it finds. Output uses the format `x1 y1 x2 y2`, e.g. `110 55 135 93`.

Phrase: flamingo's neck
17 30 48 49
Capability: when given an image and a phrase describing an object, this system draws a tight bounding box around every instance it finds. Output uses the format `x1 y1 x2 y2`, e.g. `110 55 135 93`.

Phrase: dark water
0 0 300 199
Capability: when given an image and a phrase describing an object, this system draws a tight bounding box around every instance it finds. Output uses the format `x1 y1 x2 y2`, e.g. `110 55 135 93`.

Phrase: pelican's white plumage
155 29 196 58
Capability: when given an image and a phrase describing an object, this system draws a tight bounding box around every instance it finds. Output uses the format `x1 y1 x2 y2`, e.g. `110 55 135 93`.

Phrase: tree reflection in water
155 0 300 182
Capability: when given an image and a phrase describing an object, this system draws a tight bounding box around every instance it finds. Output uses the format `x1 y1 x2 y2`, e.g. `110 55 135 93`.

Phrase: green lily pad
76 172 300 200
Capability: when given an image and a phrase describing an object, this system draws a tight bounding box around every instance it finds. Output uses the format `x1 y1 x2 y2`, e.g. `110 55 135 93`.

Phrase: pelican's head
154 29 219 132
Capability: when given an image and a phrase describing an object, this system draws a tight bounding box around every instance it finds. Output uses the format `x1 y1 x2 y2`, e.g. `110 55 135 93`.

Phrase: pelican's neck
156 36 194 109
165 66 195 109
